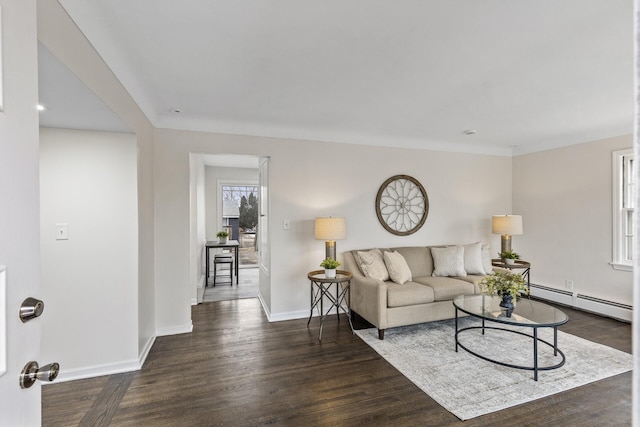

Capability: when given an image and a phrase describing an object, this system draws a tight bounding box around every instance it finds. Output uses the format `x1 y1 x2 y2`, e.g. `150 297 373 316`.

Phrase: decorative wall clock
375 175 429 236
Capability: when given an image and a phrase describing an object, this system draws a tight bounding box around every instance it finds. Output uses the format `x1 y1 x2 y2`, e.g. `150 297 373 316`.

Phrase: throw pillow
431 246 467 277
383 251 412 284
481 243 493 274
357 249 389 281
463 242 486 275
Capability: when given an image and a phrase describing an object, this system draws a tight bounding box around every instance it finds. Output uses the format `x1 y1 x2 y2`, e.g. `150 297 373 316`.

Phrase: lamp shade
314 217 346 240
492 215 523 235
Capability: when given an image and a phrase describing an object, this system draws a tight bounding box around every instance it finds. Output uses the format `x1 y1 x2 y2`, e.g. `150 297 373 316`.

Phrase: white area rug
355 318 633 420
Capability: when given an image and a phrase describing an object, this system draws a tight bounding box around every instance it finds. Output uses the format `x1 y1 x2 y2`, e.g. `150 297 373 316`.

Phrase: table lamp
314 217 346 260
492 215 523 253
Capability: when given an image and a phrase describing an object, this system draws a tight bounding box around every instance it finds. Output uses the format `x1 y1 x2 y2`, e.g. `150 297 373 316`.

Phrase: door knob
19 297 44 322
19 361 60 389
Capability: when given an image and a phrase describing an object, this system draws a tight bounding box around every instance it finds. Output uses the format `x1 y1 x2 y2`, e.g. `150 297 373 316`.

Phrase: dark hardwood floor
43 298 632 426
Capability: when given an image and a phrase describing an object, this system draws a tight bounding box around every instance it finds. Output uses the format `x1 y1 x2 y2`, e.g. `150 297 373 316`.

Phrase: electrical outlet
565 280 573 291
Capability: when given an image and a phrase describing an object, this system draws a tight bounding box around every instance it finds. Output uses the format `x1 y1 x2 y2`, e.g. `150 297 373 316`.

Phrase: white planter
324 268 337 279
504 258 516 265
218 237 228 244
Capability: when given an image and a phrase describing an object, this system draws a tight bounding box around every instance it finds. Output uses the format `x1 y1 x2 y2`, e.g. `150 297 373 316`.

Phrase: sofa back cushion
431 246 467 277
481 243 493 274
383 250 413 284
356 249 389 281
391 246 433 278
463 242 486 275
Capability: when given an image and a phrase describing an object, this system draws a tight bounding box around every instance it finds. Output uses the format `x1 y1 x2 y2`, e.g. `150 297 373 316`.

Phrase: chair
213 253 234 286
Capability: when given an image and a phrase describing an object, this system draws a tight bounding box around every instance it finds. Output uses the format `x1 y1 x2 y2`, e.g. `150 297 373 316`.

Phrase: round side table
307 270 353 341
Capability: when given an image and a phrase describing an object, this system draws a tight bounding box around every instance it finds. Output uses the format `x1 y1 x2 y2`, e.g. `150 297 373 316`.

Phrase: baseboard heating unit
530 283 632 322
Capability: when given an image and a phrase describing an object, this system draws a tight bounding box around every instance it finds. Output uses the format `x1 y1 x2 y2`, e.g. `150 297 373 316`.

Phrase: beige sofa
343 244 495 339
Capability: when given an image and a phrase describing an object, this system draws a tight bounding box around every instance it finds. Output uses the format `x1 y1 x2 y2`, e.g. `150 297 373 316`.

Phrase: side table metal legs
307 279 353 341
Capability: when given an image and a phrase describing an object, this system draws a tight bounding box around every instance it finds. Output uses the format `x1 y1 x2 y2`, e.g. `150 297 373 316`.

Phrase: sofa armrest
349 275 388 330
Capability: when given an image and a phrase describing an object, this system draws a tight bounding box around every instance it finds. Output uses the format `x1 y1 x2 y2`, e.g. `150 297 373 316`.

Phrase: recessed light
37 104 46 111
169 107 182 114
463 129 477 135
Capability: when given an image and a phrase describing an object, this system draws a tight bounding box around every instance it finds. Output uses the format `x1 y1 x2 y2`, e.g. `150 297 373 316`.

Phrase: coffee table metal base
455 310 566 381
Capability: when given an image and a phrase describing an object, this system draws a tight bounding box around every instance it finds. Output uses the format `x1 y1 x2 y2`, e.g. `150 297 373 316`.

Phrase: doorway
191 154 265 304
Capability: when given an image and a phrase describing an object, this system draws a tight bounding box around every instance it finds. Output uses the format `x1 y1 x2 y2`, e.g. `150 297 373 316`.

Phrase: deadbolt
19 297 44 322
19 361 60 389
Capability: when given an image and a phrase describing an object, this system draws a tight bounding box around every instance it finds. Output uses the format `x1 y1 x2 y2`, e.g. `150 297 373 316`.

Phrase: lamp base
500 235 512 254
325 241 336 260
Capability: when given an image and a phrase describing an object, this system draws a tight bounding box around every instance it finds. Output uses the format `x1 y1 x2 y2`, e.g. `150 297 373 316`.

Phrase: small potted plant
479 269 529 314
320 257 340 279
216 230 229 244
498 250 520 265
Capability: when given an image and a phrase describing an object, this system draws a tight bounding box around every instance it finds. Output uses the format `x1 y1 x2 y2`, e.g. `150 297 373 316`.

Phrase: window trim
612 148 634 271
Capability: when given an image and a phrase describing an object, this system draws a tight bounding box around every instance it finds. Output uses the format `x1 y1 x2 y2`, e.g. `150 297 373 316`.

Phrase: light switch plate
283 219 290 230
55 223 69 240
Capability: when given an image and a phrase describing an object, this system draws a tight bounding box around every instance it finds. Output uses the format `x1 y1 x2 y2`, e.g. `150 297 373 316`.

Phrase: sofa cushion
413 276 476 301
357 249 389 281
391 246 433 278
463 242 486 275
481 243 493 274
383 251 412 284
455 274 485 293
387 281 435 307
431 246 467 277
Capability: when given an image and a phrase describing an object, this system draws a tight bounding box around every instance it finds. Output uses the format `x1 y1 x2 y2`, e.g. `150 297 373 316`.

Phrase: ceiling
38 43 131 133
42 0 633 156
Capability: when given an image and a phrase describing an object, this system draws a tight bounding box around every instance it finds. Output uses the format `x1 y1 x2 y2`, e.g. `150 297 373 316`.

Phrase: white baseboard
531 284 632 322
257 291 270 319
256 292 308 322
44 335 159 384
268 309 310 322
258 291 338 322
156 323 193 336
45 358 141 384
138 335 156 366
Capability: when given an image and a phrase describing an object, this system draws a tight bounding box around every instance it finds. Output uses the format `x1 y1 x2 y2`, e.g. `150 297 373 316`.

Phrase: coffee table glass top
453 294 568 327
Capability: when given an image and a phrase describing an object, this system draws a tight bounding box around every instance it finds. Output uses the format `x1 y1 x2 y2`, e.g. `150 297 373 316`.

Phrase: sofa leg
378 329 385 340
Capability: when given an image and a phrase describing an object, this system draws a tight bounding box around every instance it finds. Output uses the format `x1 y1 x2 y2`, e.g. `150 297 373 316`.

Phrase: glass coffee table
453 294 569 381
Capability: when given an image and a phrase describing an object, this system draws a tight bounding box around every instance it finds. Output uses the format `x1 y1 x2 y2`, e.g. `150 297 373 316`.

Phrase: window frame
612 148 634 271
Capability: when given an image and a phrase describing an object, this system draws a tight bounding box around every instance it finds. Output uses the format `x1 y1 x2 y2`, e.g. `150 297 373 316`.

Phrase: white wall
513 135 633 309
154 128 511 330
204 165 259 241
40 128 139 379
38 0 156 362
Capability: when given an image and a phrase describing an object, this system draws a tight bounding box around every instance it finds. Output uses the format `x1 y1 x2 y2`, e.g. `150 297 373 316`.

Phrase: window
612 149 634 271
220 184 259 266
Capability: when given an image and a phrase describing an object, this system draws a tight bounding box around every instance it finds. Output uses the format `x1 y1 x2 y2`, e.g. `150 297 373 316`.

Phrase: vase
499 293 515 317
325 268 336 279
500 293 515 311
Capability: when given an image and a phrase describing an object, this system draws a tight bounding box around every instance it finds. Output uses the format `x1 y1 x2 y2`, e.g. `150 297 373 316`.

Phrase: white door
0 1 43 425
258 157 270 276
